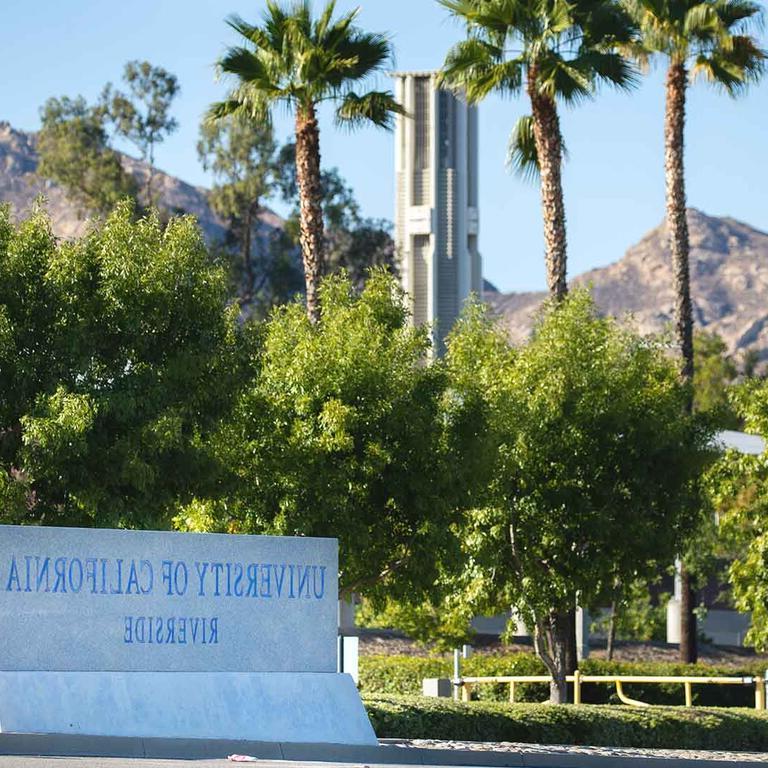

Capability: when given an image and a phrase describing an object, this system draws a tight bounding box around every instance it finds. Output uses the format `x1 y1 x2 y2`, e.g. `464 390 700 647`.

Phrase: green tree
627 0 765 662
208 1 404 322
37 96 137 217
105 61 180 205
694 330 739 427
176 271 485 604
707 380 768 650
197 113 282 306
275 142 397 290
0 201 247 529
591 577 671 659
439 0 637 300
443 291 710 702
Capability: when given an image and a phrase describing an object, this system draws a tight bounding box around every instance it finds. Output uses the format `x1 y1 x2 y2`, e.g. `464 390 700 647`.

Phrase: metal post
684 681 693 707
573 669 582 706
755 675 766 711
509 681 516 703
453 648 461 701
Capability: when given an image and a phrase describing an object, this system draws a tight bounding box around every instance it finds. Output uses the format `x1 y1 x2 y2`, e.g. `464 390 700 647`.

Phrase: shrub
364 695 768 750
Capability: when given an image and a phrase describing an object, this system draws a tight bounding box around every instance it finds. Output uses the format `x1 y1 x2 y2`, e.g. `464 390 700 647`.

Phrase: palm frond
715 0 764 31
319 6 358 50
574 51 641 90
684 2 727 39
335 91 406 129
440 0 518 37
219 47 271 84
546 0 577 37
332 32 393 82
206 99 244 123
315 0 339 39
440 38 524 101
538 54 594 102
226 14 275 52
692 34 767 93
507 114 540 181
577 0 638 45
206 98 270 126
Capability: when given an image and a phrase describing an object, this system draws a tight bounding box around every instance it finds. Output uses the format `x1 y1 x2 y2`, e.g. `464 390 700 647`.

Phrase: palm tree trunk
294 102 325 323
665 61 697 665
528 74 568 301
665 62 694 389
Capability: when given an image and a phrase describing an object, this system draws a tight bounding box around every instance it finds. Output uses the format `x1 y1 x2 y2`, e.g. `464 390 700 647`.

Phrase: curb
0 733 763 767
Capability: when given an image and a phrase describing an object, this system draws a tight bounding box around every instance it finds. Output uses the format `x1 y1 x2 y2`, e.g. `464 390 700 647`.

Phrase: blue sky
1 0 766 293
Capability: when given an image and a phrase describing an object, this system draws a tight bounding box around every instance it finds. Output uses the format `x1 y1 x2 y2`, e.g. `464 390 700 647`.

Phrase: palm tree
439 0 637 301
627 0 765 664
439 0 636 705
209 1 403 322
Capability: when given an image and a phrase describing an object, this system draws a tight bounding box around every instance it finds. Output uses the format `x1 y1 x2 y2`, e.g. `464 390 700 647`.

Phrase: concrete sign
0 525 337 673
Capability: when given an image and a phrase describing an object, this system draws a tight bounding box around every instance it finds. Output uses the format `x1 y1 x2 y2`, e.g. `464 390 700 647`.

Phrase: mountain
0 122 282 242
4 122 767 360
487 209 768 361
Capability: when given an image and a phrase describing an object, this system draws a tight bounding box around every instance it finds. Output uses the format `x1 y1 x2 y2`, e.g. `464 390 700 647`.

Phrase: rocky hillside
4 122 767 359
0 122 282 242
487 209 768 360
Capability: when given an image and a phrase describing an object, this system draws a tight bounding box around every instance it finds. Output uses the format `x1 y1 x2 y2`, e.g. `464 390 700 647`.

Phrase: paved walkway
389 738 768 763
1 740 767 768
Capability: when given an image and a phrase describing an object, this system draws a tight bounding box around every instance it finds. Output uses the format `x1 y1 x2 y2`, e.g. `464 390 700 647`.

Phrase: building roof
390 70 438 78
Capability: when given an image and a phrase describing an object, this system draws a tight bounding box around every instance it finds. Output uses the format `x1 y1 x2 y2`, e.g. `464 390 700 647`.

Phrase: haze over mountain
2 121 766 361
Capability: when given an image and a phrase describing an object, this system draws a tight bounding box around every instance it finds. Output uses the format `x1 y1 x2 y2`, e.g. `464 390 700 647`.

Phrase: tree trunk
294 102 325 323
533 612 569 704
550 612 570 703
146 144 155 207
665 61 697 665
606 598 617 661
680 563 698 663
564 606 577 702
528 73 568 301
243 203 255 300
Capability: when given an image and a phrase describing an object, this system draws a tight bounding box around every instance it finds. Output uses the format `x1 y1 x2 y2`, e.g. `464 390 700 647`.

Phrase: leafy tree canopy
0 202 248 530
37 96 137 217
442 291 711 698
104 60 180 203
694 330 739 427
197 113 301 313
176 271 486 603
707 379 768 650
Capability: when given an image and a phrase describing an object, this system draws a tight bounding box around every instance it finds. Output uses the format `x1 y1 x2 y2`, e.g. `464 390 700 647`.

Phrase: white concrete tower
393 71 481 353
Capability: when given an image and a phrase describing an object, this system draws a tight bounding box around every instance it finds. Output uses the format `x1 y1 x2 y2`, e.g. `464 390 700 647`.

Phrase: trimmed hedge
360 653 768 707
364 695 768 750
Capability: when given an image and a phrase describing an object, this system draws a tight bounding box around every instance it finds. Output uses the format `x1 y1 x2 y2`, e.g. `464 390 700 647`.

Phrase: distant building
393 71 481 353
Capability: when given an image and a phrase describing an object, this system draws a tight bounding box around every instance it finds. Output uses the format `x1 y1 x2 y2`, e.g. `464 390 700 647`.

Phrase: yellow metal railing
455 672 767 709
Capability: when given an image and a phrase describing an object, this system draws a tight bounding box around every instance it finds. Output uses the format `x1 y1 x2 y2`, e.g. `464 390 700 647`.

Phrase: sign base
0 671 376 746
